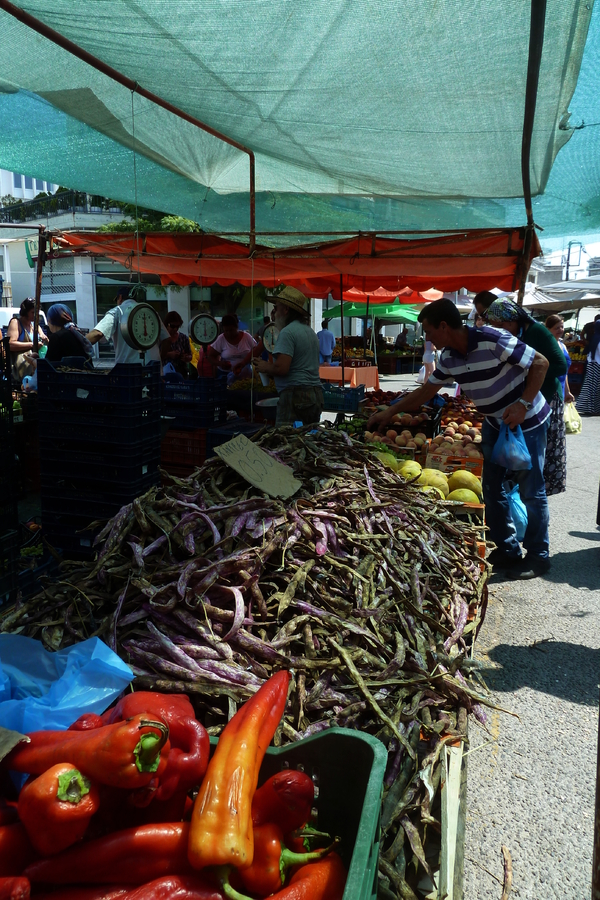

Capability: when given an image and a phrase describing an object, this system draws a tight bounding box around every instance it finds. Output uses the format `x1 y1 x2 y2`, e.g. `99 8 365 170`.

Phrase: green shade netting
325 302 421 323
0 1 597 242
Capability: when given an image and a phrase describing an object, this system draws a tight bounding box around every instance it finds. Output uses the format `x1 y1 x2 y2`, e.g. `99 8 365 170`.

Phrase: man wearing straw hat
254 286 323 426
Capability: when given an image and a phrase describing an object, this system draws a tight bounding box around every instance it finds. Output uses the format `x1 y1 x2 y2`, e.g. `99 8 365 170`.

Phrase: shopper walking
317 320 336 364
576 319 600 416
367 298 551 579
484 300 567 497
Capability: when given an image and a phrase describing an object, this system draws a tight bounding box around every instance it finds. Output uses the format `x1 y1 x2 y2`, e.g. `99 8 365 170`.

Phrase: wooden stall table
319 365 380 390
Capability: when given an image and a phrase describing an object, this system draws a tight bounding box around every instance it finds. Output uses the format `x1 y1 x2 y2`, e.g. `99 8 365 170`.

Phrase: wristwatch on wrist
518 398 533 410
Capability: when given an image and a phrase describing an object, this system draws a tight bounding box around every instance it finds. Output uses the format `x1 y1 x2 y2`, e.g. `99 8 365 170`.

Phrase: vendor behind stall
45 304 93 362
207 314 256 384
160 311 192 377
254 287 323 426
87 286 167 365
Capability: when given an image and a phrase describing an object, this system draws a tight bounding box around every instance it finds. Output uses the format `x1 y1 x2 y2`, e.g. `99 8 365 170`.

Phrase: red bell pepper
5 714 170 790
0 825 36 878
116 876 225 900
252 770 314 834
219 854 347 900
72 693 209 802
24 823 195 885
18 763 99 856
223 823 338 897
188 670 289 871
0 878 30 900
34 888 128 900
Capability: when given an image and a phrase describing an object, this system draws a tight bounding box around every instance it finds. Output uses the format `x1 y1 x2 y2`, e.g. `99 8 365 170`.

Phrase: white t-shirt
211 332 256 369
95 304 168 365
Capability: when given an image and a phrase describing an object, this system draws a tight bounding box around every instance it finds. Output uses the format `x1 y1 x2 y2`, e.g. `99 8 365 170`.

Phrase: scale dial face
190 313 219 346
262 323 280 353
121 301 162 350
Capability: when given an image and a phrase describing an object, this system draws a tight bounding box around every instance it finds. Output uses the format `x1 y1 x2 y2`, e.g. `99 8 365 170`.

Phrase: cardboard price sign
214 434 301 499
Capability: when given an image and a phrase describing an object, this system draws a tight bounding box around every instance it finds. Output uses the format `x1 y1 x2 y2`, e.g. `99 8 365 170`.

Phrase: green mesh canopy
0 1 597 241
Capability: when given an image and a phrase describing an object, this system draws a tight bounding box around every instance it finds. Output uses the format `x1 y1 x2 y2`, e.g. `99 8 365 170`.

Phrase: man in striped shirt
367 298 551 579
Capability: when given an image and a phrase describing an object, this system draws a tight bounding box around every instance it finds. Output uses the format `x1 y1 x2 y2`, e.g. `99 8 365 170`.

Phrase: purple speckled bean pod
324 520 346 558
184 532 195 555
110 578 130 652
147 620 207 674
363 463 380 503
175 640 222 661
128 541 144 569
221 586 246 641
300 720 331 739
118 607 149 628
230 629 289 665
312 518 328 556
172 607 234 660
141 533 168 558
384 728 409 787
231 512 250 538
197 512 221 545
444 597 469 653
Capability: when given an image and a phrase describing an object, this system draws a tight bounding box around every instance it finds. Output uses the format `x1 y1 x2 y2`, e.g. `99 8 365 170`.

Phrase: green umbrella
324 300 421 323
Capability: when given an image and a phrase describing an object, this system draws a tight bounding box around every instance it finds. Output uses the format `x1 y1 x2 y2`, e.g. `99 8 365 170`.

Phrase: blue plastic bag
490 424 532 471
0 635 133 734
506 484 528 542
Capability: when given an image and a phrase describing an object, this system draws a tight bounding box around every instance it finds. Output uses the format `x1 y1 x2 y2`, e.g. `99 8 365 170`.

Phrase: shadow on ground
481 641 600 706
544 546 600 588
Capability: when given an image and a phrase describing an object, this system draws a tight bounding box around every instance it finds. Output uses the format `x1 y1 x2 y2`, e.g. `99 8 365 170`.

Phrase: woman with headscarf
486 298 568 496
45 304 93 362
575 318 600 417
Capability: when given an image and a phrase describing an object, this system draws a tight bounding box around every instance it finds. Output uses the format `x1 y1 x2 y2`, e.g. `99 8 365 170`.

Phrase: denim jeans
481 418 550 559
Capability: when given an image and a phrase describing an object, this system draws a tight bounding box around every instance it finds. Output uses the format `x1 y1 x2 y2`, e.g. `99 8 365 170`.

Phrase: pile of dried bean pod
2 425 493 899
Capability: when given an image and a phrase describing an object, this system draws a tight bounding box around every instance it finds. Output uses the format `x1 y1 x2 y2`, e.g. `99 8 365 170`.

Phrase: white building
0 169 56 204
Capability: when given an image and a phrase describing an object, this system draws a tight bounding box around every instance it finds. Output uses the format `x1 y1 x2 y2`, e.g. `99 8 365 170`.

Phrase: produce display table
319 364 379 390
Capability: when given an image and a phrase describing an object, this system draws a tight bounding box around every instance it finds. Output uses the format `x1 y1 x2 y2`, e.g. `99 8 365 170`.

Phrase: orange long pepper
188 670 289 871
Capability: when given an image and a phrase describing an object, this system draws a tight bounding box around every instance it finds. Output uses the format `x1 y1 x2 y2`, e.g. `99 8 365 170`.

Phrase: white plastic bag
416 365 426 385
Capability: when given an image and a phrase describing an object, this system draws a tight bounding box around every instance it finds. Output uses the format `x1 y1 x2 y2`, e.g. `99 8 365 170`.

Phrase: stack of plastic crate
37 360 162 559
0 337 18 605
163 377 228 430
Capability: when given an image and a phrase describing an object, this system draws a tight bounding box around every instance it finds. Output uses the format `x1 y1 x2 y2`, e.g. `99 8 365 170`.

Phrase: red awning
57 228 539 298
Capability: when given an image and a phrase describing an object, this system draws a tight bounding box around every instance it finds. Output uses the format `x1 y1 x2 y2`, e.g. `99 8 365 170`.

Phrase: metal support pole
32 227 46 353
364 295 370 357
340 275 345 389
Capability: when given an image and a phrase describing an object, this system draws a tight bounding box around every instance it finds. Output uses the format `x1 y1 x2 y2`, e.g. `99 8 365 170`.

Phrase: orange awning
57 228 539 299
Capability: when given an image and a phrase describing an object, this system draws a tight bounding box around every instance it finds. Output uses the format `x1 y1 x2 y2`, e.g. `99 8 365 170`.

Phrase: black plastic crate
40 452 160 486
0 386 13 437
163 376 227 405
18 551 62 600
161 428 206 467
39 397 161 432
163 401 227 430
206 419 266 458
39 435 160 461
322 384 365 412
41 523 96 560
0 337 9 376
41 468 159 507
40 408 160 446
0 530 19 606
37 360 161 405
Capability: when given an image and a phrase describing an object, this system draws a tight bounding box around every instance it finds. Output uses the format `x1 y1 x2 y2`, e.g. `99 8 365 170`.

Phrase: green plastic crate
210 727 387 900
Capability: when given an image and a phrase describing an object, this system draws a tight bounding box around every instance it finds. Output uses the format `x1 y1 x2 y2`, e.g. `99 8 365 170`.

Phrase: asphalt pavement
463 413 600 899
375 374 600 897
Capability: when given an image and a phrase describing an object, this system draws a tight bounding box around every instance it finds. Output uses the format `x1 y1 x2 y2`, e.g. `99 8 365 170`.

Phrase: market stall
0 423 490 900
319 364 380 390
